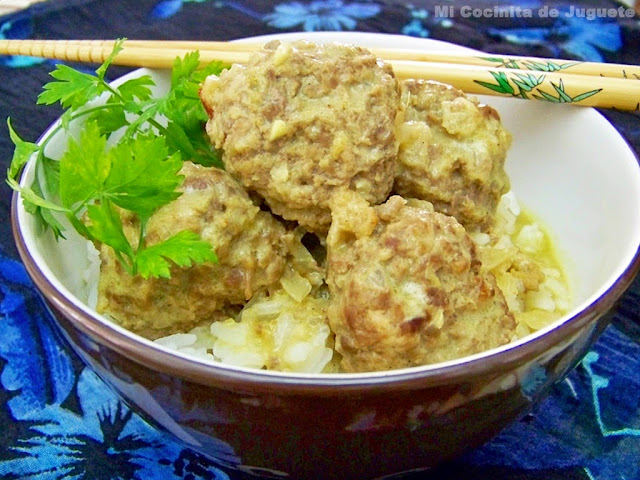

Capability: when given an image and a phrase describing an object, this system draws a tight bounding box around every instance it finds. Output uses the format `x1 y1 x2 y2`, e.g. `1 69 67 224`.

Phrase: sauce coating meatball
326 191 515 372
97 162 292 338
395 80 512 231
201 40 399 233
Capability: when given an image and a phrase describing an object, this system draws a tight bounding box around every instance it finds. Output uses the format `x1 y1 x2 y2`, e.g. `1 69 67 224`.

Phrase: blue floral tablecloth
1 1 639 479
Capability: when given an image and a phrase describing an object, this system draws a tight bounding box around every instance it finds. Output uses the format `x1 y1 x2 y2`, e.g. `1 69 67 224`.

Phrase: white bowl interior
16 33 640 375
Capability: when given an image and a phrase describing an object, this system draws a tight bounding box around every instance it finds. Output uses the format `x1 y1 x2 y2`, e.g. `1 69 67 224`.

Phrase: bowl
11 32 640 479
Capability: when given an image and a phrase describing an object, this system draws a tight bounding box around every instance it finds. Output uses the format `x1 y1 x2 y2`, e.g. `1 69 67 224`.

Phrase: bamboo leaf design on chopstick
510 73 546 98
480 56 579 73
475 71 516 95
532 79 602 104
474 70 603 104
521 60 579 72
481 57 521 70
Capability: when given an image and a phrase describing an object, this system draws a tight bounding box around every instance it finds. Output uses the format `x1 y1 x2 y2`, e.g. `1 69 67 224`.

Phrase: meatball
201 40 399 233
326 191 515 373
395 80 512 231
97 162 292 338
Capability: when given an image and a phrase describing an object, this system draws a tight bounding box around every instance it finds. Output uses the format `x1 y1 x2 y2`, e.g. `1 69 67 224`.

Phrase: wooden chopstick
1 38 639 110
0 39 253 67
123 39 640 81
6 38 638 79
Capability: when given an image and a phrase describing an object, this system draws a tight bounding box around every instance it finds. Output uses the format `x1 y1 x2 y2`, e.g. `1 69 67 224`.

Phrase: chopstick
123 39 640 80
1 38 639 110
5 38 639 79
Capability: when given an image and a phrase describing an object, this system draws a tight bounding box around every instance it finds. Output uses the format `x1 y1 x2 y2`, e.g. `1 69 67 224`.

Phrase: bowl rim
10 32 640 394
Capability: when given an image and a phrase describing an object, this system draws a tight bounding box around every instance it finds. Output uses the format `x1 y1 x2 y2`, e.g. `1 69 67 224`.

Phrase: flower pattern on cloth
263 1 380 31
0 251 232 480
487 5 623 61
149 0 381 31
0 1 639 479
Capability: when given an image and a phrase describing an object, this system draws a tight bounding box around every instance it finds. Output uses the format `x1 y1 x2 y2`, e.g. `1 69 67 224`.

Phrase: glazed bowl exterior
10 33 640 479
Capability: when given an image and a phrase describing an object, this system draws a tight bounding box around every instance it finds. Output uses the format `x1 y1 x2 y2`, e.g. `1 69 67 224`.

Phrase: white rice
477 193 571 340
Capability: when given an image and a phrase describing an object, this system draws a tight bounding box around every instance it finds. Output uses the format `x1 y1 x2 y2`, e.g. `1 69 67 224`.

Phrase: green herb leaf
59 121 110 209
135 230 217 279
6 118 40 181
6 121 67 238
40 154 61 197
96 38 126 81
33 206 66 239
60 121 185 220
88 103 129 135
38 64 105 109
163 54 227 167
7 175 68 239
6 176 67 212
86 201 133 257
105 135 184 218
117 75 155 103
171 51 201 89
122 96 166 138
7 41 228 279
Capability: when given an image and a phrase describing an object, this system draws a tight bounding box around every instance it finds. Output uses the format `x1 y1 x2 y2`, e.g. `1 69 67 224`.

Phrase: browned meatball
201 40 399 233
395 80 512 231
326 191 515 372
97 162 292 338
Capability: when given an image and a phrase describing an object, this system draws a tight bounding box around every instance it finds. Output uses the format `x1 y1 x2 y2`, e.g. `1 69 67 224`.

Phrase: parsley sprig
6 39 228 278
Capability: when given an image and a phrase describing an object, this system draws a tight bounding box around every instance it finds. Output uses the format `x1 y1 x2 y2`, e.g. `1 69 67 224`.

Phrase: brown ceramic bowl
11 33 640 479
